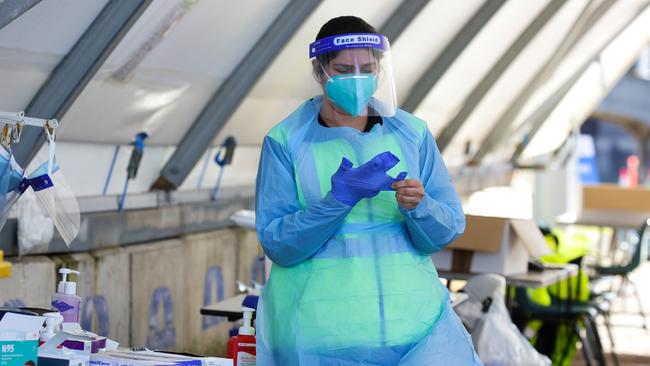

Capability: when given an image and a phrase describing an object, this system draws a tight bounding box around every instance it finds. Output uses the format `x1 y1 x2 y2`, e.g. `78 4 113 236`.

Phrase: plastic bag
27 161 80 245
18 188 54 254
456 274 551 366
474 303 551 366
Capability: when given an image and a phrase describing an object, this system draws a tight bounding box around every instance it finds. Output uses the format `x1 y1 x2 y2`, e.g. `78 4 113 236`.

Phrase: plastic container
226 307 256 365
39 312 63 346
51 268 81 323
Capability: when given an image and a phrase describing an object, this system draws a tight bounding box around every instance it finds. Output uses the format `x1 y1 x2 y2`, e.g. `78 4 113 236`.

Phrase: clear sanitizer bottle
51 268 81 323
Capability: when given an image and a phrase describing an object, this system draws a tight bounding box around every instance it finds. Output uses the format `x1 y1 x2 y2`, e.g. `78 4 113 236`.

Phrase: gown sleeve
400 131 466 255
255 136 352 267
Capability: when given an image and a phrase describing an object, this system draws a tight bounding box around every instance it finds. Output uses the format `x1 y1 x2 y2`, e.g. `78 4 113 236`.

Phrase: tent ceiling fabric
1 0 650 197
56 0 291 144
399 0 506 113
13 0 153 167
520 3 650 161
214 0 404 146
0 0 42 31
470 0 617 164
493 0 650 163
0 0 108 111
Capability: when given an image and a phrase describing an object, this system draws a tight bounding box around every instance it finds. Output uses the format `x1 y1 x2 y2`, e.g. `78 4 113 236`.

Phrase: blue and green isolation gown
255 96 482 365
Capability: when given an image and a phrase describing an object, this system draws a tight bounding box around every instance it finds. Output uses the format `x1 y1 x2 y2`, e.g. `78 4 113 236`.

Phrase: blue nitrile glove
331 151 407 206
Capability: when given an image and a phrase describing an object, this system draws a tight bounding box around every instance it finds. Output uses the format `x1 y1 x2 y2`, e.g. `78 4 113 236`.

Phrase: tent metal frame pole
511 3 650 163
0 0 41 30
13 0 153 167
471 0 616 164
401 0 507 113
434 0 566 152
152 0 322 191
378 0 429 42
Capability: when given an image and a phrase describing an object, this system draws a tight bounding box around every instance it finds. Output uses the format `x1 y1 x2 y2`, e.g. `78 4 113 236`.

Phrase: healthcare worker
255 16 482 365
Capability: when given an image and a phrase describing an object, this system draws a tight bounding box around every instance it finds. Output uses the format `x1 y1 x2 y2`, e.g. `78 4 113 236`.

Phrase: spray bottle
51 268 81 323
226 307 256 365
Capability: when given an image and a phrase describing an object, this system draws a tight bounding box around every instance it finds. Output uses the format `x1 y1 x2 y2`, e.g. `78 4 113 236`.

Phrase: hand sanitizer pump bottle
51 268 81 323
226 307 256 365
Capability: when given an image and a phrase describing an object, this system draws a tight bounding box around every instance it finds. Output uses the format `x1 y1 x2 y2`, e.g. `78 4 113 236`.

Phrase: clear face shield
0 146 24 231
310 33 397 120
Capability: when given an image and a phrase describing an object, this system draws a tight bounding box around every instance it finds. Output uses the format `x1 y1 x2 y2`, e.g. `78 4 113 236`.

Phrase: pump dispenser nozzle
239 307 255 336
57 268 80 294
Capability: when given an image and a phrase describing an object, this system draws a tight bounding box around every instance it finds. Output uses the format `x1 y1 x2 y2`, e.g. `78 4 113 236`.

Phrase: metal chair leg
629 277 648 330
576 322 594 366
618 276 628 313
584 316 607 366
603 313 620 366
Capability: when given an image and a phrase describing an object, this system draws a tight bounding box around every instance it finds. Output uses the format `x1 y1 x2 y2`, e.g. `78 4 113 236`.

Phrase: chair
515 286 607 366
591 219 649 330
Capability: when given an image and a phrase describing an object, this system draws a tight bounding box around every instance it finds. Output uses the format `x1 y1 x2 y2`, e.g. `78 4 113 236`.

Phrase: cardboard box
0 313 44 366
558 184 650 228
432 215 550 275
581 184 650 212
37 355 89 366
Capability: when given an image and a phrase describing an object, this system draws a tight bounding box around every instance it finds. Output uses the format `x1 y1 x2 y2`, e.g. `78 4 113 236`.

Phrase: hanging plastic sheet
23 160 80 246
0 113 77 247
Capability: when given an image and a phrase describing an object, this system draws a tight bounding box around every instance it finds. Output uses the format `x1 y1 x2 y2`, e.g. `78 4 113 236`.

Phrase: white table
438 264 580 289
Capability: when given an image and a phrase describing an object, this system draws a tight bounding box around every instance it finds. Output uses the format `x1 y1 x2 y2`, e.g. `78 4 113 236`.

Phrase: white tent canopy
0 0 648 199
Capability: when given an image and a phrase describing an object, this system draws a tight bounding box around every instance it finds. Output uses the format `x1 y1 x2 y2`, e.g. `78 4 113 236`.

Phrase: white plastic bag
456 274 551 366
18 188 54 254
474 303 551 366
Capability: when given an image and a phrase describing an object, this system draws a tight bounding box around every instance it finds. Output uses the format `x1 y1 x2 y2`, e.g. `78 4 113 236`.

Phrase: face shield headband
309 33 390 59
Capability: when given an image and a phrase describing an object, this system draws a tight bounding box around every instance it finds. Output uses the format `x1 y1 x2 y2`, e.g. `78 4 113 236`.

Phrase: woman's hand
392 179 425 209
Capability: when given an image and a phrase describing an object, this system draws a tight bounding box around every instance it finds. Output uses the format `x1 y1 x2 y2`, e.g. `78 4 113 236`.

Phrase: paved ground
574 262 650 365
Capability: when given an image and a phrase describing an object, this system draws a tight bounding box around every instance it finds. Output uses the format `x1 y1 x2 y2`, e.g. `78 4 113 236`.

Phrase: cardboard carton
432 215 550 275
558 184 650 228
0 312 44 366
581 184 650 212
